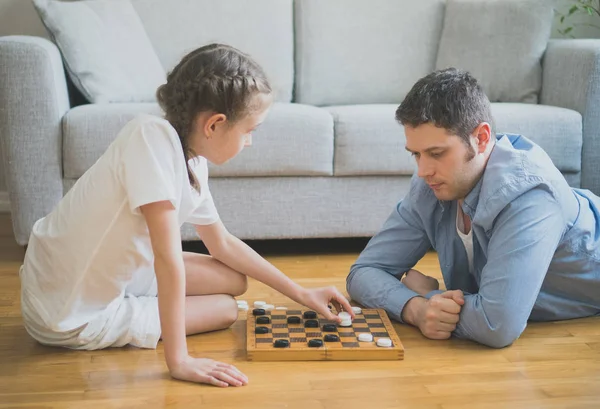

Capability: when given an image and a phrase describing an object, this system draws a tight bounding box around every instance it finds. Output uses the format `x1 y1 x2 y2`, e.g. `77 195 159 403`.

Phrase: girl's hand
298 286 355 322
170 356 248 387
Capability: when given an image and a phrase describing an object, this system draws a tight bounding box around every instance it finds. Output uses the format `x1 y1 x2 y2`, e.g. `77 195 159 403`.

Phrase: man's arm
346 194 432 323
450 187 565 348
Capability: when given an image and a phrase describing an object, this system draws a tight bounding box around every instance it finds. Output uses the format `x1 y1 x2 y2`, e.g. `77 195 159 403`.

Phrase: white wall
0 0 598 211
0 0 48 38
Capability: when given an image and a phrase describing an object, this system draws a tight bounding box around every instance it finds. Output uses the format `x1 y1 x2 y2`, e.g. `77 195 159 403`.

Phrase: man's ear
473 122 492 154
204 113 227 138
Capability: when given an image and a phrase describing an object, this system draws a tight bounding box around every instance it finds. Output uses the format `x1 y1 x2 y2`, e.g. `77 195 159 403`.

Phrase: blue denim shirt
346 134 600 348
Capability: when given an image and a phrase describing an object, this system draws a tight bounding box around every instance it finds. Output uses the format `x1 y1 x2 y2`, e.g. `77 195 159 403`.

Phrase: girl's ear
205 113 227 137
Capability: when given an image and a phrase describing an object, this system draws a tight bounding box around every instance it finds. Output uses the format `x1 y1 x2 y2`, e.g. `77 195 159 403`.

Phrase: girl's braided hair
156 43 272 190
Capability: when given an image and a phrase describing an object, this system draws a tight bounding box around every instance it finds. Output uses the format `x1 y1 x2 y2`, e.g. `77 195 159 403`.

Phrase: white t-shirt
20 114 220 333
456 205 474 275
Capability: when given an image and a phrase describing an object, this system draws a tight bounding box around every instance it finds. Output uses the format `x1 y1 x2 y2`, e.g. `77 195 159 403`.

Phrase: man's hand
402 269 440 296
402 290 464 340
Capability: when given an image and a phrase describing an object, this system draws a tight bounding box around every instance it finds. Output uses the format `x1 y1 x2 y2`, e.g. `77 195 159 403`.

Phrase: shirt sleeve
119 120 183 215
346 178 433 323
451 186 565 348
186 159 220 226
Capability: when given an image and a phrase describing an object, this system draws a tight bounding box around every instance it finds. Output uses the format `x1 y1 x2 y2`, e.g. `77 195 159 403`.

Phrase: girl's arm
195 221 354 321
142 201 248 387
141 200 187 369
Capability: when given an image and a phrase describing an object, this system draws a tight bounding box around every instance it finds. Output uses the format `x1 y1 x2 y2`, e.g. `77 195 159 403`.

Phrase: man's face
405 123 486 201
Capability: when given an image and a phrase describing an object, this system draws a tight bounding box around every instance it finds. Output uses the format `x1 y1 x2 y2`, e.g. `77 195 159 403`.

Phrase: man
346 68 600 348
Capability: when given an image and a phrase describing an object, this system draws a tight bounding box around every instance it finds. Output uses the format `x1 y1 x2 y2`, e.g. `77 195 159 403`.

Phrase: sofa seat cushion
62 103 333 179
327 103 582 176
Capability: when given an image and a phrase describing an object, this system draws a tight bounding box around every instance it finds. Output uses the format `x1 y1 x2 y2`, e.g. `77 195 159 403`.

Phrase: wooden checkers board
246 308 404 361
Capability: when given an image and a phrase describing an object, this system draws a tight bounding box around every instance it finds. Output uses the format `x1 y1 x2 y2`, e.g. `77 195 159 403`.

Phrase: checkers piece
304 319 319 328
274 339 290 348
256 316 270 324
322 324 337 332
308 339 324 348
358 333 373 342
377 338 393 348
303 311 317 319
255 326 269 334
324 334 340 342
287 316 301 324
252 308 266 316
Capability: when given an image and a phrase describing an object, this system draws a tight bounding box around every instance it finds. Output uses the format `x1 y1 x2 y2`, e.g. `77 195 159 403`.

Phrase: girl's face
191 93 272 165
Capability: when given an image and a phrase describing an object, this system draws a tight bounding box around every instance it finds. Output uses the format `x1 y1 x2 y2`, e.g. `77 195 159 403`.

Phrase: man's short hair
395 68 495 144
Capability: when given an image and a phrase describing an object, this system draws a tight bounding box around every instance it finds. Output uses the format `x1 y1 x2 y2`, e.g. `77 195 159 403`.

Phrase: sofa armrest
0 36 70 245
541 39 600 194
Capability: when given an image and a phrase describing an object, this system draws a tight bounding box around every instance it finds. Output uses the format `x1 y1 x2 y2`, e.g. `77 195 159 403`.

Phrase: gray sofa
1 0 599 246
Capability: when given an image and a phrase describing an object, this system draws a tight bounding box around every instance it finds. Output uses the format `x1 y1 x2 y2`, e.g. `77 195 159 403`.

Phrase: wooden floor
1 214 600 408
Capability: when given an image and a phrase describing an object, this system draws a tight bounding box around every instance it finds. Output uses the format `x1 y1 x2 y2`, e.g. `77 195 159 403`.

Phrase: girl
19 44 354 388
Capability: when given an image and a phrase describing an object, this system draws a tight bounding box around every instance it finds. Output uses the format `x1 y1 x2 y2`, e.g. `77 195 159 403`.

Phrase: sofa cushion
492 103 582 173
327 103 582 176
436 0 553 104
294 0 445 106
131 0 294 103
62 103 333 179
326 105 415 176
32 0 166 103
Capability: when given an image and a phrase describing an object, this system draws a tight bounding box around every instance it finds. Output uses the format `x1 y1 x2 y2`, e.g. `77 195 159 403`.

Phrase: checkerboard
246 307 404 361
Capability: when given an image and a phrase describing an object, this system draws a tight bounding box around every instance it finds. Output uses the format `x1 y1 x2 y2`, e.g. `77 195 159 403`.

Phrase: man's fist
402 290 464 340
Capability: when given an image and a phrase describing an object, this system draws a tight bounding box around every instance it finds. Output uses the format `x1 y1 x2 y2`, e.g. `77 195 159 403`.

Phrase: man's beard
464 143 476 162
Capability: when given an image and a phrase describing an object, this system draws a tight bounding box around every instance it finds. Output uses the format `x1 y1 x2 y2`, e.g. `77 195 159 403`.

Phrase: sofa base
65 175 413 241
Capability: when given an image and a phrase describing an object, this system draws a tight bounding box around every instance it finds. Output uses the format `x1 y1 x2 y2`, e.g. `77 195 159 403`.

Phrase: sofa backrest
293 0 446 106
130 0 295 103
35 0 553 107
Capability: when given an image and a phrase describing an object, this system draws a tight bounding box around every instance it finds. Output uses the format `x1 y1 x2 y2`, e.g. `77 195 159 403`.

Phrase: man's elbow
482 333 518 349
476 323 524 349
346 264 367 300
346 265 358 296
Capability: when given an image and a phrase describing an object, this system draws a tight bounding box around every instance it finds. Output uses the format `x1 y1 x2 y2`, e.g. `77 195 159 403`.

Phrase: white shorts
21 269 161 350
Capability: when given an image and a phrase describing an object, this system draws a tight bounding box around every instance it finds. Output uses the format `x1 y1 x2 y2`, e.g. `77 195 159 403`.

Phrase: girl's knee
231 274 248 297
220 295 239 329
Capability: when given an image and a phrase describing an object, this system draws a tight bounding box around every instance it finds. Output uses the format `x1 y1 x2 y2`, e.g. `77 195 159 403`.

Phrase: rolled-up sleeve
347 191 432 323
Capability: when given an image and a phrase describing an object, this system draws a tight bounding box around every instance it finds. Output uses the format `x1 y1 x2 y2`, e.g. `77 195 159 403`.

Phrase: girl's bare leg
184 294 239 335
181 252 248 335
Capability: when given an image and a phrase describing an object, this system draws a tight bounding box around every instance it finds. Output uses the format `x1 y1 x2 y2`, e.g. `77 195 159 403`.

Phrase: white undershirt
456 205 474 275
